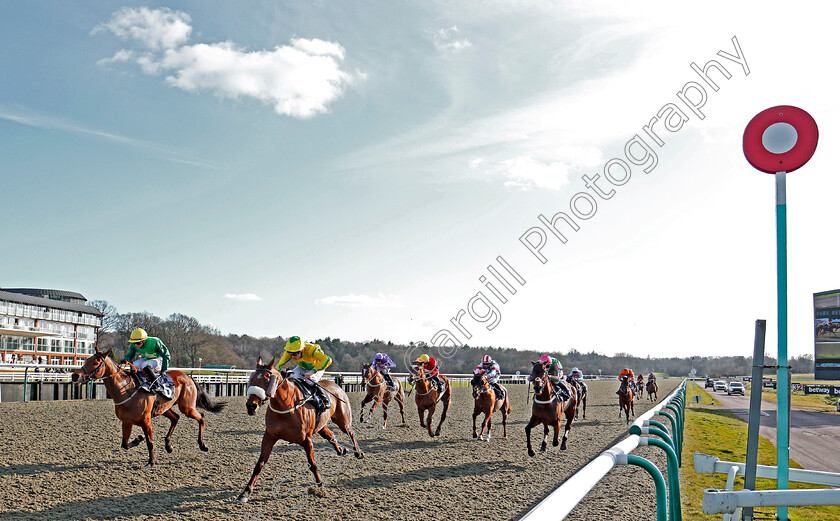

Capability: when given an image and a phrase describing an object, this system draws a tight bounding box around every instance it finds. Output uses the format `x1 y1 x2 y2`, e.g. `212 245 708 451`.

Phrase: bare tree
89 299 119 345
159 313 213 367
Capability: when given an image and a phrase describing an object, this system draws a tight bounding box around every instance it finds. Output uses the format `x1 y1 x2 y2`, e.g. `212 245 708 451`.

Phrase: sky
2 1 839 361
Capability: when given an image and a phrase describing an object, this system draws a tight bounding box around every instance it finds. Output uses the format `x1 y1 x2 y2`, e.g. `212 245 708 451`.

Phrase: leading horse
471 370 512 442
526 361 577 456
618 375 635 424
71 347 225 467
236 358 363 503
408 366 452 437
359 363 406 428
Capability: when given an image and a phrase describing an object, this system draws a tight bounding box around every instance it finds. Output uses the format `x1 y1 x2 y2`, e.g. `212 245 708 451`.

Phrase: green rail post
23 367 29 403
665 404 683 460
644 437 683 521
656 411 681 465
626 455 668 521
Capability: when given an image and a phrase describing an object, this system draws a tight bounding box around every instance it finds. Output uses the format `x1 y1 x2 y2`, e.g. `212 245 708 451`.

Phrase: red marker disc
743 105 818 173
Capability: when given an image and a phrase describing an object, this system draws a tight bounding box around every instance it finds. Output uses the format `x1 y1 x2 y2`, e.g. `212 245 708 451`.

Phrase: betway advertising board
814 290 840 380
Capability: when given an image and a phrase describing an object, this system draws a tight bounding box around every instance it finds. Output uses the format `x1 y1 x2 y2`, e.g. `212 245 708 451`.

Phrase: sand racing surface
0 379 678 521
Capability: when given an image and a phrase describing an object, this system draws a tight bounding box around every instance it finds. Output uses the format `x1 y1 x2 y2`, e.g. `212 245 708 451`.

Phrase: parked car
705 378 714 388
727 382 745 395
713 380 727 392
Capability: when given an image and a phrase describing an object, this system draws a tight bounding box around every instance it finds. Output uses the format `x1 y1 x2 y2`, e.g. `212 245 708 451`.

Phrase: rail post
23 367 29 402
639 436 683 521
621 454 668 521
655 411 681 465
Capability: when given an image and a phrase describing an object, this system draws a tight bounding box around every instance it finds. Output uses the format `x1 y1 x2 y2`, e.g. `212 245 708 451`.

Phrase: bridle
76 354 126 384
247 368 312 415
362 367 385 388
472 374 492 395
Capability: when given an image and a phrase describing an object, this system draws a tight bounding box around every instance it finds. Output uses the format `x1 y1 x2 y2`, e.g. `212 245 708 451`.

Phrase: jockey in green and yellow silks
121 327 171 395
275 336 332 412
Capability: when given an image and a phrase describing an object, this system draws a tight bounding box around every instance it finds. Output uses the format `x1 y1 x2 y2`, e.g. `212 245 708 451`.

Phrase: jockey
618 367 635 383
372 352 397 388
275 336 332 414
538 354 569 401
412 354 444 393
474 354 504 399
569 367 584 382
637 373 645 390
121 328 171 396
648 372 657 383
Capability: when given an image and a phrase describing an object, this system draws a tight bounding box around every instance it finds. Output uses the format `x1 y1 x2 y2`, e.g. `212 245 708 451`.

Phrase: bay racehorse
71 347 225 467
359 363 406 428
526 361 577 456
646 379 659 401
471 370 511 441
408 366 452 437
636 376 645 400
566 375 587 419
236 358 363 503
618 375 635 424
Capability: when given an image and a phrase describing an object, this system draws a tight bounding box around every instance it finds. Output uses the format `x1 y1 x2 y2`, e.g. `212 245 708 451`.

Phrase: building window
21 337 34 351
63 340 74 353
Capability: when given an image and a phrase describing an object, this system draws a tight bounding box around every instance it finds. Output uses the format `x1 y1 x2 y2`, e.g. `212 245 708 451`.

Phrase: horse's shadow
0 486 230 521
0 462 93 477
339 461 527 489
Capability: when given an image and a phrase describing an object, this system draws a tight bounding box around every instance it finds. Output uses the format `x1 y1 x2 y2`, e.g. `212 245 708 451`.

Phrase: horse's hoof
561 444 568 450
199 444 209 452
165 445 173 454
528 449 535 457
428 432 435 438
235 493 249 504
355 451 365 459
434 431 441 437
540 446 547 453
473 433 478 439
553 440 559 447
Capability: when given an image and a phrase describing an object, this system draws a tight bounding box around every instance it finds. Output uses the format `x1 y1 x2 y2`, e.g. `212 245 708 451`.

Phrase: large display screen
814 290 840 380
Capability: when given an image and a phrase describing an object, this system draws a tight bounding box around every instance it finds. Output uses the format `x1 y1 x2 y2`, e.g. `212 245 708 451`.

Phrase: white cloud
224 293 263 301
434 26 472 53
94 8 358 119
500 156 570 191
93 7 192 51
316 294 403 308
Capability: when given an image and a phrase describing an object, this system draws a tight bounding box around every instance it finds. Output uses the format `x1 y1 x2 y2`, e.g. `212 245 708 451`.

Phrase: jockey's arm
274 351 292 371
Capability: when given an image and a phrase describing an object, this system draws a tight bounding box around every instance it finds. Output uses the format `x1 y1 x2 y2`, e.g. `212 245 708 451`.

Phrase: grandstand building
0 288 103 366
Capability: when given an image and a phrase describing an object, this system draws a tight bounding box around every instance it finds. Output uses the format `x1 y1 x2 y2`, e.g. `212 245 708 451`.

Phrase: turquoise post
23 367 29 403
647 437 683 521
776 170 790 520
627 455 668 521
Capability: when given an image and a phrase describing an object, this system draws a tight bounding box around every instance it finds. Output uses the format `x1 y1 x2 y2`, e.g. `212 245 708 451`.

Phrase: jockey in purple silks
372 352 397 388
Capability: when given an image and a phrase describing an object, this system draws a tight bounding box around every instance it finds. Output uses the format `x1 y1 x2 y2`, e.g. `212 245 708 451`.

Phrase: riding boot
493 383 504 400
434 376 444 393
143 366 158 392
384 373 394 389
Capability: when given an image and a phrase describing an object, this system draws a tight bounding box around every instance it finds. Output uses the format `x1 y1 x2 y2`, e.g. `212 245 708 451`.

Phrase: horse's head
530 361 548 393
619 375 630 392
361 363 375 385
71 346 115 385
246 357 280 416
471 370 486 388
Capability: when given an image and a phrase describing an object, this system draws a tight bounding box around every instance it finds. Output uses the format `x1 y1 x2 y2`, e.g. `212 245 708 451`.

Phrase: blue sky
2 1 840 359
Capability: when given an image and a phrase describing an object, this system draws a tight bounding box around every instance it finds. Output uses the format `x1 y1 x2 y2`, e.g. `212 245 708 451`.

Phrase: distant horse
526 361 577 456
408 366 452 437
71 347 225 467
471 370 512 441
566 375 587 419
646 380 659 402
636 376 645 400
618 375 635 424
359 363 406 428
236 358 363 503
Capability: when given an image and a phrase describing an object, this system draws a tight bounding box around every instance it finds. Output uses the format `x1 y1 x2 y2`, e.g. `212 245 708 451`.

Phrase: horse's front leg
417 405 426 429
236 431 280 503
561 409 574 450
434 393 450 437
318 426 346 456
541 423 550 452
381 394 390 429
483 411 493 442
360 394 373 423
551 418 561 448
425 404 437 438
525 416 540 457
162 409 179 453
139 419 154 467
472 406 480 439
121 422 144 450
397 388 406 424
302 437 323 485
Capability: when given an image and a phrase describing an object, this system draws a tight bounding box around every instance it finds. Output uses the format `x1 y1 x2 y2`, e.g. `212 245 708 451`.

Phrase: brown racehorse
526 362 577 456
637 376 645 400
236 358 363 503
359 363 406 428
470 370 511 441
646 379 659 401
408 366 452 437
71 347 225 467
618 375 635 424
567 375 587 419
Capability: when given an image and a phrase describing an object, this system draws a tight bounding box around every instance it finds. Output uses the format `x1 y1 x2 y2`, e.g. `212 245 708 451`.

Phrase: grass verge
680 407 840 520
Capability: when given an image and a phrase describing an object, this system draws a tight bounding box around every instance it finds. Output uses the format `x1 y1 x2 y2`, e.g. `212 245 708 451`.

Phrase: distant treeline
91 301 814 377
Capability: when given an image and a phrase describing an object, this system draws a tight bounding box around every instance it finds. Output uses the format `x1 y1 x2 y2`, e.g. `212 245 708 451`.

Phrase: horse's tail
192 378 227 413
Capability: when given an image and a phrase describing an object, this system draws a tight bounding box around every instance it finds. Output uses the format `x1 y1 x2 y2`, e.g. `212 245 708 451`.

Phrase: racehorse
236 358 363 503
471 370 512 441
618 375 635 424
71 347 225 467
359 363 406 428
636 376 645 400
526 361 577 456
646 380 659 402
408 366 452 437
566 375 587 419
